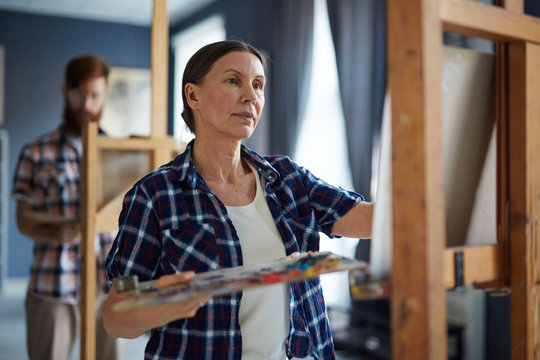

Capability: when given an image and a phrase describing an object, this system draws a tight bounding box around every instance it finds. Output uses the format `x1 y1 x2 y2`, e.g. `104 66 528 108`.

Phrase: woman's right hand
103 272 211 339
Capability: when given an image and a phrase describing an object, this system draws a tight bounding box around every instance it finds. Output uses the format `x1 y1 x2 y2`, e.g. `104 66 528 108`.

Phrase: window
293 0 357 308
171 15 226 143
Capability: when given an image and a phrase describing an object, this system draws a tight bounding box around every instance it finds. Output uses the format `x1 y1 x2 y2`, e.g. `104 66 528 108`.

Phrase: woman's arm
331 201 374 239
103 272 211 339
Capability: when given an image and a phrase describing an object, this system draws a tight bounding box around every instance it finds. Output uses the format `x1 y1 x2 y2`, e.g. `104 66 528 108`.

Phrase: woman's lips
234 112 255 121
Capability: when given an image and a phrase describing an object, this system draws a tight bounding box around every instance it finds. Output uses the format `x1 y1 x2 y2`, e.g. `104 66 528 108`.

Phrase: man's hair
181 40 267 133
64 54 109 89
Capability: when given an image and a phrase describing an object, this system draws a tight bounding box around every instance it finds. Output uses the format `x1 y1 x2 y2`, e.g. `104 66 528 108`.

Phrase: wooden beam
80 120 99 360
388 0 447 358
440 0 540 44
494 0 511 296
96 188 131 233
443 244 507 290
501 0 524 13
151 0 169 138
96 136 177 151
96 210 122 233
150 148 174 170
494 57 511 293
78 2 173 358
507 42 540 360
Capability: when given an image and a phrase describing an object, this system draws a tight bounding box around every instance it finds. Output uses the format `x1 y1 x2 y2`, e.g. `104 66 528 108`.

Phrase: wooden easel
79 1 174 359
78 0 540 358
389 0 540 359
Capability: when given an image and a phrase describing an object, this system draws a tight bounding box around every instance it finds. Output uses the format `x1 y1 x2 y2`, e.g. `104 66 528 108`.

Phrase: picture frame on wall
100 66 151 138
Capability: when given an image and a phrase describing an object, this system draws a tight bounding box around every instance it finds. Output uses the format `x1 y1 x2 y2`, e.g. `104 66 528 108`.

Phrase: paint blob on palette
112 251 368 311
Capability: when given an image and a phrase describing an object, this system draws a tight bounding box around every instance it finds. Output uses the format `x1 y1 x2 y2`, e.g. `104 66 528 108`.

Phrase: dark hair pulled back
181 40 266 133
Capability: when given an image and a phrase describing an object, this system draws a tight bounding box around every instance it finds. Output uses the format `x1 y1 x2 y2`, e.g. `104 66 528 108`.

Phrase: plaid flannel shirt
12 126 114 304
106 141 363 359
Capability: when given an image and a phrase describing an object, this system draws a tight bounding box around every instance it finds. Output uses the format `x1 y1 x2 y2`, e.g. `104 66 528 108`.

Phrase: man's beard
62 102 102 136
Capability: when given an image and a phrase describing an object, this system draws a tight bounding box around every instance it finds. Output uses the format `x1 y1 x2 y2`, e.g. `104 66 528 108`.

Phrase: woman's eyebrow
222 68 266 80
222 68 242 75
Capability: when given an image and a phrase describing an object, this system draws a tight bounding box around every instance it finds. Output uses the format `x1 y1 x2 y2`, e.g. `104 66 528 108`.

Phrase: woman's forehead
211 51 265 77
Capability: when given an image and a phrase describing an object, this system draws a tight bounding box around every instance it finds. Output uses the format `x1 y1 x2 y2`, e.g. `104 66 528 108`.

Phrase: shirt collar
169 140 279 187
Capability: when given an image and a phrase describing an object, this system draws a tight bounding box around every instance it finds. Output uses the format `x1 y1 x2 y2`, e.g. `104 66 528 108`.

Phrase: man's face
63 76 108 134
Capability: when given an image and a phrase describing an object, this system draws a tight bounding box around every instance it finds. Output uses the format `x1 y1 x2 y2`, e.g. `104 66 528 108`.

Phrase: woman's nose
241 85 257 103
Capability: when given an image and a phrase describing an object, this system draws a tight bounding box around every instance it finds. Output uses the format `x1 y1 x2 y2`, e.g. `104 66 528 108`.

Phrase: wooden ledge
444 243 508 290
96 136 178 151
440 0 540 44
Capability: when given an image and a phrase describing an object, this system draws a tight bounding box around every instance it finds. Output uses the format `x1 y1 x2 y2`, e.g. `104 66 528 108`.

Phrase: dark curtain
268 0 314 156
327 0 386 200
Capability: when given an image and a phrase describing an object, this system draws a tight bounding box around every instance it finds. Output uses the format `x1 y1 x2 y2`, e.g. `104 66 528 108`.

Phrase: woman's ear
185 83 200 110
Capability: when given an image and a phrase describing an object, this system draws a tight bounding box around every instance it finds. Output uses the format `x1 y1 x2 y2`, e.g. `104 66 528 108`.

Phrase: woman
103 40 373 359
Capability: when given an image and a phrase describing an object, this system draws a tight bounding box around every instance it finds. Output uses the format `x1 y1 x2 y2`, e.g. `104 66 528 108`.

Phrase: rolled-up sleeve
298 164 364 237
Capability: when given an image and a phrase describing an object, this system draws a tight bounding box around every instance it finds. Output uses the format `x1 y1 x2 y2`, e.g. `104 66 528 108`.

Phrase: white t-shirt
225 166 289 360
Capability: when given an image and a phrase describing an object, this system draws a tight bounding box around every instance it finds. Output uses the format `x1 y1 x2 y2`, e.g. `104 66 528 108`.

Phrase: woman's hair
64 54 109 89
181 40 267 133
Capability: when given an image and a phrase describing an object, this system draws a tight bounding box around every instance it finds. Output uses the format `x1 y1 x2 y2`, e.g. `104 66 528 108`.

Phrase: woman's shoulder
262 154 304 175
241 145 296 170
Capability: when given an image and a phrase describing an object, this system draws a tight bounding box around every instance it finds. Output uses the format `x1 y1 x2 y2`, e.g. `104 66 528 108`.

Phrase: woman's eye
227 78 238 85
253 83 263 90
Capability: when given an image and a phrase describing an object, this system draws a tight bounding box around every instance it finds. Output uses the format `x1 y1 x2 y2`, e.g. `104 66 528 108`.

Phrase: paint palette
112 251 368 311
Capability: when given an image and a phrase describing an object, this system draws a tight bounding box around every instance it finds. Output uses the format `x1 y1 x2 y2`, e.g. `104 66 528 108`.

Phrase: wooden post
495 0 511 291
501 0 524 13
78 2 173 359
507 41 540 360
388 0 447 358
80 120 99 360
150 0 171 169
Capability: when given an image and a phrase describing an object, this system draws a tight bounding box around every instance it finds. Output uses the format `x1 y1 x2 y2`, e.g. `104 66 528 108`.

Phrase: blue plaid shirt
106 141 363 359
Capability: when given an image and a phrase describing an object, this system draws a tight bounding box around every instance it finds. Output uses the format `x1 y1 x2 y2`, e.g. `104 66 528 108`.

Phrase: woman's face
186 51 266 141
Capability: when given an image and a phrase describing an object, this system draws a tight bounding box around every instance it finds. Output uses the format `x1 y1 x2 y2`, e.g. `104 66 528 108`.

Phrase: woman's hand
103 272 211 339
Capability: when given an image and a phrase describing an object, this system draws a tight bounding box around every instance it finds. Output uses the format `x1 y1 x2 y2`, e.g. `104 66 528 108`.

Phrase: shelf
96 136 178 151
440 0 540 43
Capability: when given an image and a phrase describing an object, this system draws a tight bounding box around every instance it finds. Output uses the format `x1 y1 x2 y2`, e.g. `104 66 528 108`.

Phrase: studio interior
1 0 539 359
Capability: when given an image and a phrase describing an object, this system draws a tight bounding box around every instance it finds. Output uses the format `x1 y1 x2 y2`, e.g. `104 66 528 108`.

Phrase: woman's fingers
153 272 195 289
150 272 212 318
173 295 212 318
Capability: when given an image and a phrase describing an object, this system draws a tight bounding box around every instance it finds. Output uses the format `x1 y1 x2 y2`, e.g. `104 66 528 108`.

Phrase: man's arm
16 200 79 244
331 201 374 239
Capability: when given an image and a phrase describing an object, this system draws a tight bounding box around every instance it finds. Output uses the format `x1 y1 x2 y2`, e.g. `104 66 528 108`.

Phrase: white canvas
368 45 497 284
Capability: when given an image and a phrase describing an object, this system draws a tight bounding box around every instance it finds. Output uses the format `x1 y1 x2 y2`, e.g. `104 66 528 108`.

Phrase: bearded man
12 54 121 360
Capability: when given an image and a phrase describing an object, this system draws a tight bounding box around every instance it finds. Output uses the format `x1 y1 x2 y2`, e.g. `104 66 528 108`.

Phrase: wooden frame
389 0 540 358
79 1 175 359
507 41 540 360
77 0 540 358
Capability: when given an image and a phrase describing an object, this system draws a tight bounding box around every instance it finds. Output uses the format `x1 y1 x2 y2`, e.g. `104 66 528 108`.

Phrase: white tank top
225 166 289 360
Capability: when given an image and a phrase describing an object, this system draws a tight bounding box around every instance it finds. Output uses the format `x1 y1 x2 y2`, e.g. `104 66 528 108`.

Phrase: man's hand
16 200 80 244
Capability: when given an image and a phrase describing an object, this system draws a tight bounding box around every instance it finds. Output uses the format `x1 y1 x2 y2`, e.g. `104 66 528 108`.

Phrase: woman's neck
192 138 248 184
192 137 256 206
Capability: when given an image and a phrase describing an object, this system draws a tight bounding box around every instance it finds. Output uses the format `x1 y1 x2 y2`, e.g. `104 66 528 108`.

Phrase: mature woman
103 40 373 359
